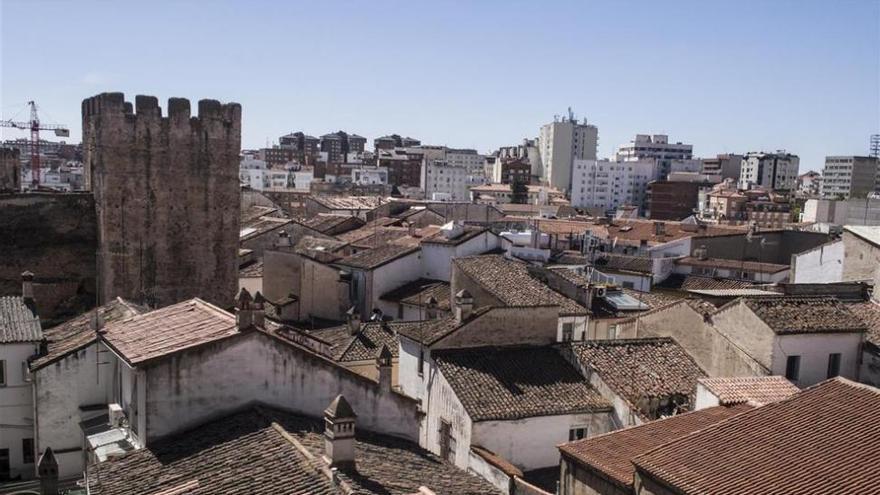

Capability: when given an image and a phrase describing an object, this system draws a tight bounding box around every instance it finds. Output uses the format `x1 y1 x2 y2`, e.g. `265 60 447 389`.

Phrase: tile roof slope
308 322 401 362
420 226 489 245
433 346 611 421
548 266 591 288
240 215 292 241
454 255 588 315
312 196 385 210
632 378 880 495
89 408 339 495
676 256 790 273
697 376 800 405
568 338 707 411
558 404 753 488
0 296 41 343
301 213 361 233
101 298 238 365
335 244 419 270
239 260 263 277
31 298 144 370
593 254 653 274
380 279 451 310
336 225 410 246
741 296 867 334
621 288 683 310
844 299 880 346
844 225 880 247
657 273 757 291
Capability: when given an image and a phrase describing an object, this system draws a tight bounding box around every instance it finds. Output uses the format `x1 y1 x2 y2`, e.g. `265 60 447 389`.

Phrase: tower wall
82 92 241 308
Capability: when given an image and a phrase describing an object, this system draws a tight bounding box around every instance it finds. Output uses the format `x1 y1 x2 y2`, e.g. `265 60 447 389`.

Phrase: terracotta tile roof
310 195 386 210
454 255 588 315
621 289 684 310
598 220 745 247
393 309 496 346
380 279 451 311
676 256 790 274
238 259 263 277
240 215 292 241
31 298 144 370
0 296 41 343
844 300 880 346
101 298 238 366
301 213 363 234
698 376 799 405
737 296 867 335
657 273 757 291
433 346 611 421
471 445 523 478
548 266 591 288
559 404 752 489
335 244 419 270
567 338 706 419
90 406 500 495
336 225 411 248
240 204 279 224
308 321 401 362
632 378 880 495
421 226 490 246
593 254 653 275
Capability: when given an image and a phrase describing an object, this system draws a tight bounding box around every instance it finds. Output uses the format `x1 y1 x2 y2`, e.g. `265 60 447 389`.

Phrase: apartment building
538 113 598 193
570 159 656 213
702 153 744 180
615 134 693 180
821 155 879 199
739 151 799 191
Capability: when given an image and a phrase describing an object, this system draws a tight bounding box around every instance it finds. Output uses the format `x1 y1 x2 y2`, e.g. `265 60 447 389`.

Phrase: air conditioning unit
595 287 607 298
108 403 125 428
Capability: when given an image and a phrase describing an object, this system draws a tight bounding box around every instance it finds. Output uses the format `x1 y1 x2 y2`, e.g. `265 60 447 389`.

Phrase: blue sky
2 1 878 171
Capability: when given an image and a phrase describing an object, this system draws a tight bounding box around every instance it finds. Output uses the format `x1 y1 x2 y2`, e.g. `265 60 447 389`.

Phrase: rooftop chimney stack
252 291 266 328
323 395 356 469
276 230 292 248
454 289 474 322
425 296 438 320
236 288 253 330
346 306 361 335
37 448 58 495
21 271 37 315
377 345 393 392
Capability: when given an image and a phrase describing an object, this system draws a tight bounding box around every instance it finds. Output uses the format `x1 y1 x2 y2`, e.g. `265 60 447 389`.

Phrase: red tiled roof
559 404 752 488
101 298 238 366
633 378 880 495
736 296 867 335
697 376 799 405
845 299 880 346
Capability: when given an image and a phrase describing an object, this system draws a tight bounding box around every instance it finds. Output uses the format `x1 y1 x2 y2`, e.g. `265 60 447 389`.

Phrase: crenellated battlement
82 92 241 123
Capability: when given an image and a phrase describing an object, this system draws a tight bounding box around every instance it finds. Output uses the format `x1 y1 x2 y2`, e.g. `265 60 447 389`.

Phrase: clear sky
2 0 878 171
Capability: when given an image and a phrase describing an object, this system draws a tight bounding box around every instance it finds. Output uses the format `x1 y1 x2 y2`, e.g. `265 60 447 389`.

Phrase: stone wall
0 147 20 192
82 93 241 309
0 192 97 323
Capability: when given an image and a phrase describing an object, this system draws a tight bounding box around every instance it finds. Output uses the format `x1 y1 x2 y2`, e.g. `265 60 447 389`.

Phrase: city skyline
2 0 878 170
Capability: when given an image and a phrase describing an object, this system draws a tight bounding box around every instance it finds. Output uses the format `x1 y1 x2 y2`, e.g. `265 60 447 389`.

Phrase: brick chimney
236 288 253 330
252 291 266 328
454 289 473 322
37 447 58 495
377 345 393 392
323 395 356 469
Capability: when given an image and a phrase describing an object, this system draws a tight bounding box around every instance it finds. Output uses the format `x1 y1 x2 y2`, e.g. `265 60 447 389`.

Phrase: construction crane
0 100 69 188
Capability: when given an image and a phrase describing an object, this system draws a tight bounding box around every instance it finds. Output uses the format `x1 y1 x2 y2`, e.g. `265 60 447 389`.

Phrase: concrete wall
790 240 844 283
842 231 880 281
693 382 721 410
472 412 614 472
861 345 880 388
0 193 97 324
0 147 20 192
363 250 423 316
34 342 115 479
142 331 419 443
771 332 862 386
0 342 39 480
83 93 241 309
692 231 831 265
710 302 776 369
623 302 768 377
468 449 515 494
560 456 631 495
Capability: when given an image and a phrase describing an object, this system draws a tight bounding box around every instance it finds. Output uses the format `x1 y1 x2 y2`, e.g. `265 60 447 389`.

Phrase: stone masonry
82 92 241 308
0 147 21 192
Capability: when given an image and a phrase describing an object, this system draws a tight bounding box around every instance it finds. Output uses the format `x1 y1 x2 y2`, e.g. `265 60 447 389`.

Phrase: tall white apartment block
615 134 693 181
570 159 657 212
739 151 799 191
446 148 486 176
821 156 880 199
538 113 598 193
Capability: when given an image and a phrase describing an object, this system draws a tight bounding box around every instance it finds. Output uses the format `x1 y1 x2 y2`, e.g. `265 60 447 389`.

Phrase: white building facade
570 159 657 212
821 156 879 199
615 134 692 181
739 152 799 191
539 116 598 193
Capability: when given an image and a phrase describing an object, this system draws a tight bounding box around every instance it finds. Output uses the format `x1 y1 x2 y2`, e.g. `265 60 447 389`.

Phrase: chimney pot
377 345 393 392
21 270 35 302
252 291 266 328
346 306 361 335
236 288 254 330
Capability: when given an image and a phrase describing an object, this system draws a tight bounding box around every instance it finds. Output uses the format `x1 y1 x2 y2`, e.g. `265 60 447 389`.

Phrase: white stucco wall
34 342 115 479
142 331 420 443
1 342 39 480
771 332 863 387
693 382 721 410
423 364 473 469
238 275 263 295
367 251 423 315
421 232 500 282
790 240 844 283
471 412 614 471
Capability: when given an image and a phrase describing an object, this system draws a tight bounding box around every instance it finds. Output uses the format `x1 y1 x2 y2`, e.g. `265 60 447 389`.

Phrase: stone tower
82 92 241 308
0 147 20 192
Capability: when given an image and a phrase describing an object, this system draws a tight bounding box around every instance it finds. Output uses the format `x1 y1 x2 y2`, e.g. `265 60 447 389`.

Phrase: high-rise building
702 154 743 181
538 111 598 193
615 134 693 181
279 131 319 164
738 151 799 191
497 138 543 179
374 134 420 151
570 159 656 213
320 131 366 164
821 156 880 199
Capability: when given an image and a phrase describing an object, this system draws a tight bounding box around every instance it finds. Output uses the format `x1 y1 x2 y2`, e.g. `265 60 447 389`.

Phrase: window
561 323 574 342
439 420 455 462
785 355 801 382
607 325 618 340
622 281 635 289
418 349 425 376
827 353 841 378
21 362 31 383
0 360 5 386
569 427 588 441
22 438 34 464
